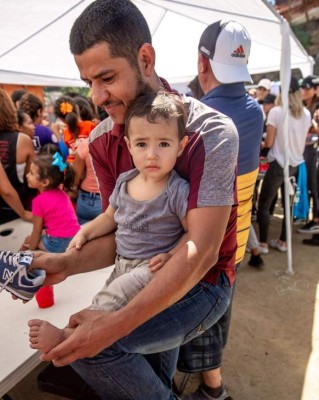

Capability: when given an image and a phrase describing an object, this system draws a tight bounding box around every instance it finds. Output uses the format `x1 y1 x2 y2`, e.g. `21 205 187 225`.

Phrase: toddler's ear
178 136 188 156
124 136 132 152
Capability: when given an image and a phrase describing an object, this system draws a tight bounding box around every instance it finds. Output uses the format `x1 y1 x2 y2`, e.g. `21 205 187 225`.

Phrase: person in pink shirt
20 151 80 253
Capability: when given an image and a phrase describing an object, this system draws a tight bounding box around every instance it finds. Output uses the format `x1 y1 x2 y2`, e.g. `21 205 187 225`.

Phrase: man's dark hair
125 91 187 140
70 0 152 69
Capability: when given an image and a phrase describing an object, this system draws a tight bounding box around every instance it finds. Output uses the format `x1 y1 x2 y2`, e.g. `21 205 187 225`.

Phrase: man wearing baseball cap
178 20 263 400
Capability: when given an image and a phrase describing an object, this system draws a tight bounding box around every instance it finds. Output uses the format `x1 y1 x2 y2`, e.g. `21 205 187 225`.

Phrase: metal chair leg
173 372 190 396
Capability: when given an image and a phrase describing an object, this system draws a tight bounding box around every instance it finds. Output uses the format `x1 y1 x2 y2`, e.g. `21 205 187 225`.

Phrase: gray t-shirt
109 169 189 259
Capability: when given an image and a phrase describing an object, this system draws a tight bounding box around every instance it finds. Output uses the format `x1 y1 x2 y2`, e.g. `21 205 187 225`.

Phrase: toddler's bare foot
28 319 65 354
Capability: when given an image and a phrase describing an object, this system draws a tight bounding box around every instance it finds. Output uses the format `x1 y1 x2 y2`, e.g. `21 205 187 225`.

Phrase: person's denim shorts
41 234 73 253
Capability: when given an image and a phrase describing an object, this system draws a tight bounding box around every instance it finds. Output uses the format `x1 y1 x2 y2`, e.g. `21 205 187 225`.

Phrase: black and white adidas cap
198 20 252 84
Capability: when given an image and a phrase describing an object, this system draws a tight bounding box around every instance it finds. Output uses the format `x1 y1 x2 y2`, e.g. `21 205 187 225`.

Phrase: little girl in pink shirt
21 151 80 253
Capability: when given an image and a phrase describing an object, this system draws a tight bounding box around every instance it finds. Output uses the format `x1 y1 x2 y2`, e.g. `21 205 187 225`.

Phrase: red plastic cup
35 285 54 308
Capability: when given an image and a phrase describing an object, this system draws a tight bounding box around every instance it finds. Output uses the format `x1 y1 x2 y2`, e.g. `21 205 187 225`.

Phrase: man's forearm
31 233 117 284
65 233 117 277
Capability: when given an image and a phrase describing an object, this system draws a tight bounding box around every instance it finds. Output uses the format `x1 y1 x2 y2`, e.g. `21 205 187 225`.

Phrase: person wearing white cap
256 78 272 104
178 20 263 400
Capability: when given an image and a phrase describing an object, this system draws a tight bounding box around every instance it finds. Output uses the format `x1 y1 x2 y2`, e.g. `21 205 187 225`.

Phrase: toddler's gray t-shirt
109 168 189 259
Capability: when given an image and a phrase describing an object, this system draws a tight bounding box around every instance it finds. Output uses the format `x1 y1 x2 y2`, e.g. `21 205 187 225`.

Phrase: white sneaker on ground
269 239 287 252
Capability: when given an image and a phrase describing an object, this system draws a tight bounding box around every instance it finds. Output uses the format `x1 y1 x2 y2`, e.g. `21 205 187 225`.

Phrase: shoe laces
0 251 26 294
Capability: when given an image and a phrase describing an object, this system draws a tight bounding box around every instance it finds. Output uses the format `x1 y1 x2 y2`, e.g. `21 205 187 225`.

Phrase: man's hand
148 253 172 272
29 251 69 286
40 309 128 366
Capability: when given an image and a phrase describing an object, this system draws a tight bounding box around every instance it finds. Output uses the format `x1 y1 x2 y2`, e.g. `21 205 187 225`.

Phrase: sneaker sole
270 246 287 252
269 240 287 252
0 283 34 301
258 247 269 255
297 228 319 234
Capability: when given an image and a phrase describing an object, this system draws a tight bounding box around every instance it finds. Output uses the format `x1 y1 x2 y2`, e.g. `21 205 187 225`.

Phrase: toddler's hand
149 253 172 272
67 234 87 251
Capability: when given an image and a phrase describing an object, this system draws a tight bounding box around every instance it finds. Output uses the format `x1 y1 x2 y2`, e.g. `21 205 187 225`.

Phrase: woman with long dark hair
0 89 34 223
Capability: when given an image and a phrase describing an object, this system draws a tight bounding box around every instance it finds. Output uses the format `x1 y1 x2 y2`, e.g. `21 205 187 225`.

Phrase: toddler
29 91 190 354
20 151 80 253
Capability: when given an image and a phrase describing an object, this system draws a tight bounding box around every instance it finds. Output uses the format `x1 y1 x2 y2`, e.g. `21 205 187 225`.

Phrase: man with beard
29 1 239 398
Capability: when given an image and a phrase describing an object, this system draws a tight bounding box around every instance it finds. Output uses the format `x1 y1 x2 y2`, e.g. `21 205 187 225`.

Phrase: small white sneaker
258 246 269 255
269 239 287 252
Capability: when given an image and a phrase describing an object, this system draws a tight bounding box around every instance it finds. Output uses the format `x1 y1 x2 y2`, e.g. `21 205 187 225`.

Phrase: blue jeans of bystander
41 234 73 253
77 190 102 225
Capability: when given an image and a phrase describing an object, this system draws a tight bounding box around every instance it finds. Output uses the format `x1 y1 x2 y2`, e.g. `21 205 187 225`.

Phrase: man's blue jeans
76 190 102 225
72 272 232 400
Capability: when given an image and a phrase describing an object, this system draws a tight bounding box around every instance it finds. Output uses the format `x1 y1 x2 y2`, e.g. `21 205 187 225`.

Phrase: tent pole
280 19 294 275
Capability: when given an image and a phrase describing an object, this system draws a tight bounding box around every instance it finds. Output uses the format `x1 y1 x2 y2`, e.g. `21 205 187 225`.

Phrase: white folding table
0 219 112 397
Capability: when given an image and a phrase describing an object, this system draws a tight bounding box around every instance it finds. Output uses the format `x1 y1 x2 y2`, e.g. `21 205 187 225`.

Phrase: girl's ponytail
54 96 79 138
34 152 76 195
62 163 76 193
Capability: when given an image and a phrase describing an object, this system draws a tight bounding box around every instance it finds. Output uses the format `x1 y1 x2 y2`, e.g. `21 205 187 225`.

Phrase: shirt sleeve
266 107 279 128
108 180 121 210
169 175 190 220
188 117 238 209
32 195 44 218
76 138 89 160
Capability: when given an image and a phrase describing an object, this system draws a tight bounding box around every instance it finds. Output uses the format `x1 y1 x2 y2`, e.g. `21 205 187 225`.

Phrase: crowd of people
0 1 319 399
248 74 319 255
0 88 104 231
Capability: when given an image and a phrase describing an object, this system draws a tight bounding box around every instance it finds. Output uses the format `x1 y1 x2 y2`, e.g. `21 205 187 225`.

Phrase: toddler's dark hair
124 91 187 140
33 153 75 192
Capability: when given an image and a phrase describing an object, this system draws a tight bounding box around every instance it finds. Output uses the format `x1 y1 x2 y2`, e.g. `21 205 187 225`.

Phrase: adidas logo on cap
232 45 245 58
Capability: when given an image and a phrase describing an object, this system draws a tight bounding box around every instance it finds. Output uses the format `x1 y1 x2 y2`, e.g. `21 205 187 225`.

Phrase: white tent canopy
0 0 315 87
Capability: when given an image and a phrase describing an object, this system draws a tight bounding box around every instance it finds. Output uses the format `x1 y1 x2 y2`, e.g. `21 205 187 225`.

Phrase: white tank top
16 163 26 183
